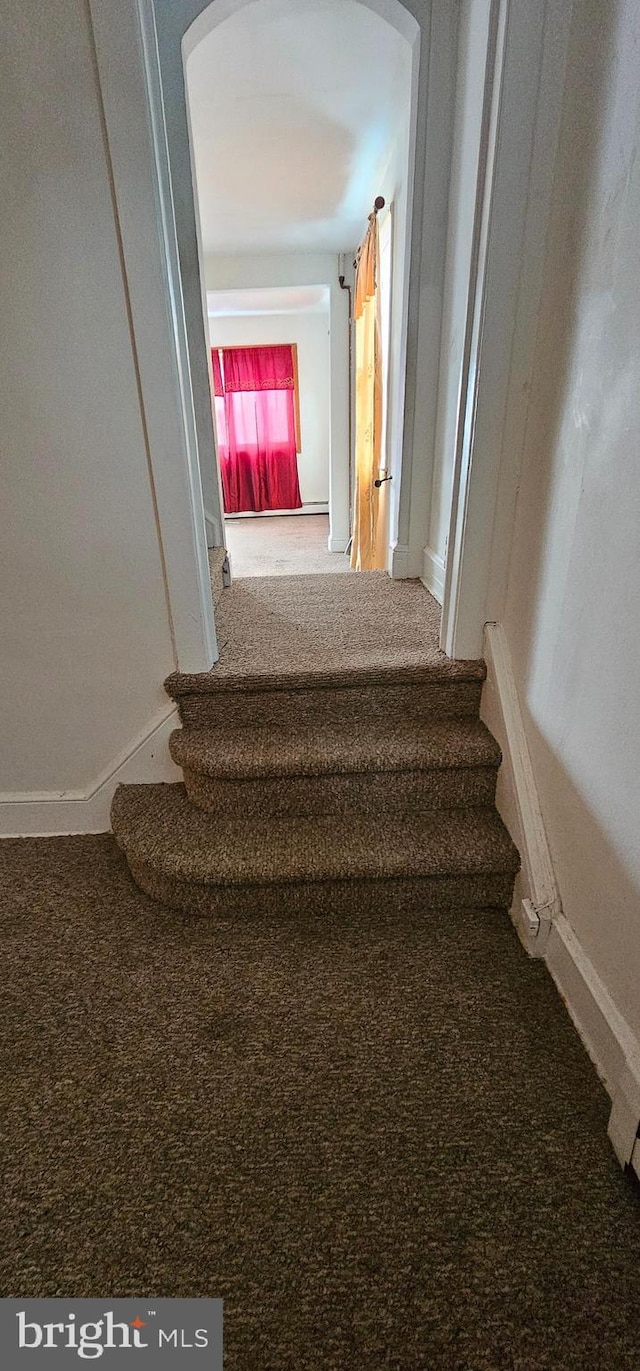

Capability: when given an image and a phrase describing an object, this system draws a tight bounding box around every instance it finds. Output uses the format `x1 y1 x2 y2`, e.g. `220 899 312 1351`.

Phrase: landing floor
209 569 457 683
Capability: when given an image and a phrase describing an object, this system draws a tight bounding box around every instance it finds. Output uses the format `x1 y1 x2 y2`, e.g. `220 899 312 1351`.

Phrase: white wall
501 0 640 1038
210 310 330 505
0 0 176 814
207 254 350 548
423 0 492 600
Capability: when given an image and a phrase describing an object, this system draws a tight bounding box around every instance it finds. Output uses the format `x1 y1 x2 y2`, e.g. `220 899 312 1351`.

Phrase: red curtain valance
221 344 295 394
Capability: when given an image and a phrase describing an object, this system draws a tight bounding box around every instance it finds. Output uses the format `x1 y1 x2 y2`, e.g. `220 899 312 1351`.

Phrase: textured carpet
170 715 501 816
112 787 518 886
122 576 510 920
2 835 640 1369
224 514 351 577
169 573 479 695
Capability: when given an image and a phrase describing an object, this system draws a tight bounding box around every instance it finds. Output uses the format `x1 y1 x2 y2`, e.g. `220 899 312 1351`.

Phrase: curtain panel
351 213 385 571
212 344 302 515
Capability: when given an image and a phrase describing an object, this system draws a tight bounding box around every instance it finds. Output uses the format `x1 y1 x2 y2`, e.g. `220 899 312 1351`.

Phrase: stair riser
176 679 483 730
128 860 516 919
182 765 498 817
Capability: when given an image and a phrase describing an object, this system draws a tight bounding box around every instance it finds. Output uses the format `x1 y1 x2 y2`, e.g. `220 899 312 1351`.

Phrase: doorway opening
183 0 416 582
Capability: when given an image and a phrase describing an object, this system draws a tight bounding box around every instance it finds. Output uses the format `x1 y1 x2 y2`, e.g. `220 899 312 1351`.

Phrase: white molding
0 708 181 837
184 0 446 591
421 544 446 603
88 0 218 673
395 0 458 582
328 537 350 554
481 621 640 1168
390 542 409 579
442 0 572 659
481 622 559 956
227 504 329 520
546 916 640 1169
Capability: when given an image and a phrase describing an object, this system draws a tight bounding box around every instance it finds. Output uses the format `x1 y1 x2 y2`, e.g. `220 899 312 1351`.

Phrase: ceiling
186 0 412 256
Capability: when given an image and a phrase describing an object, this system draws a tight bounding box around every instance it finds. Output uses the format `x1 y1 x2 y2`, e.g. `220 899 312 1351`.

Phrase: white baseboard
328 536 350 554
481 621 640 1169
389 542 410 579
226 503 329 520
421 544 446 604
546 915 640 1167
481 623 559 957
390 541 424 579
0 706 181 837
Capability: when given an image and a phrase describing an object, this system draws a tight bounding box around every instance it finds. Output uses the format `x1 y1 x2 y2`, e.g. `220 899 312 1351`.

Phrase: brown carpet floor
2 835 640 1369
204 572 457 681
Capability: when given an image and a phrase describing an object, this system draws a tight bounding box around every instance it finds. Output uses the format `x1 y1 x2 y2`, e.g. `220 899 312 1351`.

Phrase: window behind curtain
212 344 303 514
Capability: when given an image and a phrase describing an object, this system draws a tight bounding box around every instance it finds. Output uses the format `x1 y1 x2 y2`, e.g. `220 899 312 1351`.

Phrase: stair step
181 765 498 817
170 676 484 730
111 784 519 918
165 658 486 700
170 715 499 779
170 717 501 816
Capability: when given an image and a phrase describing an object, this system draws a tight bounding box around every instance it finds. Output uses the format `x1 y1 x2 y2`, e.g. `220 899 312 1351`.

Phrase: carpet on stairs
113 574 519 919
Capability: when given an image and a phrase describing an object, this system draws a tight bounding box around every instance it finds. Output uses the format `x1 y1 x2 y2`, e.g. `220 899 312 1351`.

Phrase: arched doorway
90 0 564 667
179 0 418 575
149 0 447 586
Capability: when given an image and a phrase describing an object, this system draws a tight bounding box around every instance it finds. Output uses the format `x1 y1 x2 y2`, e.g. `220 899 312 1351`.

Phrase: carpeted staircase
111 574 519 917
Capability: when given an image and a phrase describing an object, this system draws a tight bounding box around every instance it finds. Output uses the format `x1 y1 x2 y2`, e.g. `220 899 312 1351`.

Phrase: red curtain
212 345 302 514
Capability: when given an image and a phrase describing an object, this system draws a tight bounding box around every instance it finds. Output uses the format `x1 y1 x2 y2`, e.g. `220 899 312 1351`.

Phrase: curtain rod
354 197 386 267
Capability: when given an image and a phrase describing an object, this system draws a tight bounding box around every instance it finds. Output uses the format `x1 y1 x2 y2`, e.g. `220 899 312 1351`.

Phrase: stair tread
170 716 501 779
166 662 486 700
112 784 520 887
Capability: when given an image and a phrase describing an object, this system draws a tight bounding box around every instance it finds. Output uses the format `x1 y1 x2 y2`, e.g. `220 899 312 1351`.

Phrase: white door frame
89 0 456 650
89 0 570 672
89 0 218 674
165 0 439 579
441 0 572 660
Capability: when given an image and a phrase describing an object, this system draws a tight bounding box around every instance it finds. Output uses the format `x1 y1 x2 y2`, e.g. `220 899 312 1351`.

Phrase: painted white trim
396 0 458 582
481 622 559 956
481 621 640 1168
178 0 441 588
546 917 640 1169
421 544 445 603
389 541 412 579
88 0 218 674
0 708 181 838
227 505 329 521
441 0 572 659
328 537 350 555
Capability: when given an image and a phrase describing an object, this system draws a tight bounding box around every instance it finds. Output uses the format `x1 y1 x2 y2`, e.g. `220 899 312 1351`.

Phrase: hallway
2 833 640 1367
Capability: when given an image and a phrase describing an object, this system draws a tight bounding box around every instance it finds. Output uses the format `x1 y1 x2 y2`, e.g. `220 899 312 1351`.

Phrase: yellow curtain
350 213 384 571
